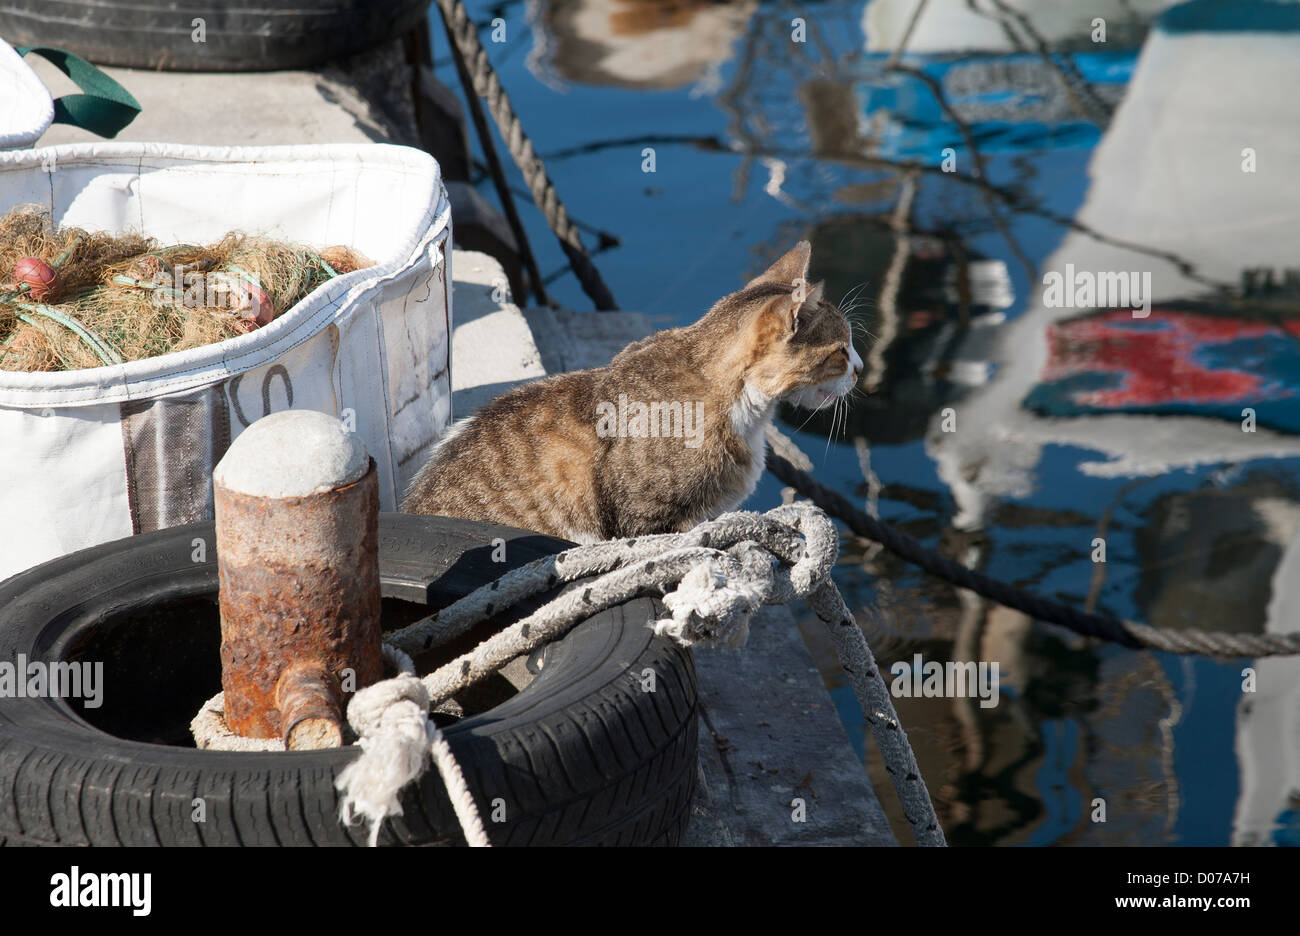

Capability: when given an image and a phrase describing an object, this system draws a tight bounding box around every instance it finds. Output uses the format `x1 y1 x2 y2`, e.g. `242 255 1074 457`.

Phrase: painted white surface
215 410 369 497
863 0 1178 54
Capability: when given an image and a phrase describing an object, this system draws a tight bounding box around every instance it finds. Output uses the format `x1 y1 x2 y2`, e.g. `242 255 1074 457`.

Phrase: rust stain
215 462 383 741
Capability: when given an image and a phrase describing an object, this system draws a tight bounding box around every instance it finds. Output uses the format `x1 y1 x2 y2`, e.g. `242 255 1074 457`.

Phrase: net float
236 281 276 328
204 273 275 330
13 257 57 300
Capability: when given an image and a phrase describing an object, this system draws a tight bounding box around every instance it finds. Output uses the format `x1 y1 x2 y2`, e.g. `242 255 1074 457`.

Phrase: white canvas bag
0 142 452 581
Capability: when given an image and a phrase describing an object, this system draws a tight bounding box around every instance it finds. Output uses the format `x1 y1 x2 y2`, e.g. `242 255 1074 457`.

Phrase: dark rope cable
767 451 1300 658
435 0 619 310
439 9 550 307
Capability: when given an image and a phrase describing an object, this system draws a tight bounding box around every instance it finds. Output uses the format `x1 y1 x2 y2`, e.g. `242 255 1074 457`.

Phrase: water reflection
531 0 756 89
474 0 1300 844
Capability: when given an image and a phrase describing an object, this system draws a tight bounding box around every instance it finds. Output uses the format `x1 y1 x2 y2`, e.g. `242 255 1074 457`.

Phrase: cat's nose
849 345 864 380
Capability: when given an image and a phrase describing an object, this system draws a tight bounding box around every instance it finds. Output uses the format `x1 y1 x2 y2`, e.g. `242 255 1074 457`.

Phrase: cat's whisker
844 312 877 345
841 290 875 315
842 301 872 323
823 397 843 461
839 282 869 311
791 400 824 437
849 316 878 343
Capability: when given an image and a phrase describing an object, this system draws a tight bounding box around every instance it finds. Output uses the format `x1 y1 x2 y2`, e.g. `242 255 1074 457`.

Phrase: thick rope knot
655 553 766 648
345 672 428 738
337 674 433 847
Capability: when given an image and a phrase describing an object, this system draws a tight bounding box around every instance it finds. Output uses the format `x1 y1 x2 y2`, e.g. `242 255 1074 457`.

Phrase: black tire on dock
0 515 698 846
0 0 433 72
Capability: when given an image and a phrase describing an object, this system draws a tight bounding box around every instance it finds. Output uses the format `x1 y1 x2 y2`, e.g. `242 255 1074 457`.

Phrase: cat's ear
767 279 824 335
745 240 812 290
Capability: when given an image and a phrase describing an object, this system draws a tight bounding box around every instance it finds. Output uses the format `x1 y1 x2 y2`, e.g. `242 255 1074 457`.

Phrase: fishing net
0 205 374 372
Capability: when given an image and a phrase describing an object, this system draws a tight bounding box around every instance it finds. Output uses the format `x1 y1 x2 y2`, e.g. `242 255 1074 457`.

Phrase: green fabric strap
16 45 141 139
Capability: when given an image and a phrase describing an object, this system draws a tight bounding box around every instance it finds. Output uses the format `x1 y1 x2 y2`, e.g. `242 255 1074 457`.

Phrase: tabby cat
403 241 862 541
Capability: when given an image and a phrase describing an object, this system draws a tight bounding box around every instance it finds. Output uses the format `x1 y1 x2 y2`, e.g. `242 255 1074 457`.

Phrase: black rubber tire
0 0 433 72
0 514 698 846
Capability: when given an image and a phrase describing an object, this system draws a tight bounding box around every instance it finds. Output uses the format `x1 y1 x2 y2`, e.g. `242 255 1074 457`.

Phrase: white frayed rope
653 555 766 648
194 505 945 848
335 647 490 847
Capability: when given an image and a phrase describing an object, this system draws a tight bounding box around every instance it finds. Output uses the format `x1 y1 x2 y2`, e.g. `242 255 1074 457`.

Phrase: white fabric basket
0 142 452 582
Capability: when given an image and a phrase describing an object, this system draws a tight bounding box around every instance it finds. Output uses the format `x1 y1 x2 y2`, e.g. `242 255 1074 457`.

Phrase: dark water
437 0 1300 846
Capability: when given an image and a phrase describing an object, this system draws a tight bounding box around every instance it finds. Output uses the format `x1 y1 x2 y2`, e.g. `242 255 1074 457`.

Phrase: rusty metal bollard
212 410 384 750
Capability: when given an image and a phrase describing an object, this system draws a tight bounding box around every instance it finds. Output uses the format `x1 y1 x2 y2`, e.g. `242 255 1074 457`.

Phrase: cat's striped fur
402 241 862 541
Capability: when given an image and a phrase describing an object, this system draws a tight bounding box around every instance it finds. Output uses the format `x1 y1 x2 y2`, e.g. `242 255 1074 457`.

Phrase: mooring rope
765 449 1300 658
439 4 550 307
435 0 619 310
193 505 945 848
337 646 491 847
